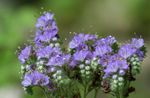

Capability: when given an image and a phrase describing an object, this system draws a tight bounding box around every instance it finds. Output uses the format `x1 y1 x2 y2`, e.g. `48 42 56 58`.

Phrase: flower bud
50 43 54 47
79 64 85 69
80 69 85 74
85 66 90 70
118 77 124 82
55 43 60 47
85 71 90 75
85 60 90 64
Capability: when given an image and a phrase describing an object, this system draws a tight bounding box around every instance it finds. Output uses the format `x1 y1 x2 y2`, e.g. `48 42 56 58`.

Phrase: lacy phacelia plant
18 12 147 98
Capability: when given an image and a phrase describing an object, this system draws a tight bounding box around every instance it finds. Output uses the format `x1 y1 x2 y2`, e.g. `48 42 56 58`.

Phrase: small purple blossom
118 44 136 59
36 12 58 32
73 50 91 61
35 12 58 45
104 54 128 78
22 71 49 87
18 46 32 64
99 54 110 67
94 45 112 57
47 54 70 66
131 38 144 49
69 33 97 49
95 36 116 46
35 30 57 42
36 46 52 59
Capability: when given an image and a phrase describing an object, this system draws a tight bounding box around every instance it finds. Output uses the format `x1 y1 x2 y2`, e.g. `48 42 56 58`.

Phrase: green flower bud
85 66 90 70
80 69 85 74
118 77 124 82
79 64 85 69
85 71 90 75
132 61 136 65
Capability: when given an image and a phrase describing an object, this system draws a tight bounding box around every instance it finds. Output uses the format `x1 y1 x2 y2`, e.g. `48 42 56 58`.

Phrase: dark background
0 0 150 98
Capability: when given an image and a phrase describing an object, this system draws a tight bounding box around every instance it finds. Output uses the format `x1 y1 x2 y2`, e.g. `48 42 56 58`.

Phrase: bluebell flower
18 46 32 64
22 71 49 87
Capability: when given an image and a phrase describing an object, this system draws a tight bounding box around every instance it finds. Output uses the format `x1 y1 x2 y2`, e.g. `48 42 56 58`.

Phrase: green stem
83 85 87 98
94 89 98 98
40 87 48 98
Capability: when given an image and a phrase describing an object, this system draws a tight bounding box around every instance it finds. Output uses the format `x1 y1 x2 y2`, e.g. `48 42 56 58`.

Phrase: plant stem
83 85 87 98
94 89 98 98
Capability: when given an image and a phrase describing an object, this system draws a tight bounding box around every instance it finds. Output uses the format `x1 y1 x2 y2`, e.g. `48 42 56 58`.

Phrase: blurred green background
0 0 150 98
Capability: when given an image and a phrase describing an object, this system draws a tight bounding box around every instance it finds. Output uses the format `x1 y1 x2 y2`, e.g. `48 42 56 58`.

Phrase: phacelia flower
104 54 128 78
22 71 49 87
36 45 53 59
94 44 112 57
69 33 97 49
73 50 92 61
18 46 32 64
36 12 58 32
118 44 136 59
47 54 70 66
131 38 144 49
95 36 116 46
35 12 58 45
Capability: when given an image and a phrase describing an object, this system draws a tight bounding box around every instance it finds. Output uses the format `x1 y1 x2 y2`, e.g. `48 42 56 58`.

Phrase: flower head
69 33 97 49
47 54 70 66
73 50 92 62
22 71 49 87
36 46 53 59
95 36 116 46
94 44 112 57
118 44 136 59
104 54 128 78
18 46 32 64
131 38 144 49
35 12 58 45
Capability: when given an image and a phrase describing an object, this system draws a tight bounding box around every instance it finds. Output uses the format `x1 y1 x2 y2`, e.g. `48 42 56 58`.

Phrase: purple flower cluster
22 71 49 87
35 12 58 46
18 12 70 89
18 12 147 97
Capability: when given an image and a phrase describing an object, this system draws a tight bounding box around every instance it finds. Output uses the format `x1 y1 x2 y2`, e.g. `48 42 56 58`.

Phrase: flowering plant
18 12 147 98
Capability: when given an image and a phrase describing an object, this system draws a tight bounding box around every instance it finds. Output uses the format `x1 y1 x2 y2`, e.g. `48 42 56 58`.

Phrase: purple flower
35 12 58 44
36 12 58 32
118 44 136 59
47 54 70 66
104 54 128 78
73 50 91 61
22 71 49 87
95 36 116 46
69 33 97 49
35 30 57 42
94 45 112 57
99 54 110 67
18 46 32 64
131 38 144 49
36 46 53 59
136 50 144 61
69 59 79 68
